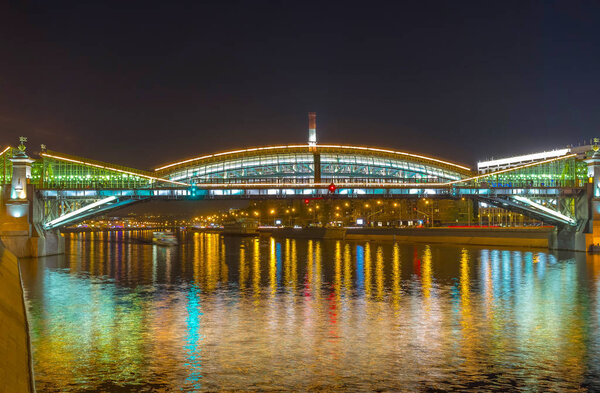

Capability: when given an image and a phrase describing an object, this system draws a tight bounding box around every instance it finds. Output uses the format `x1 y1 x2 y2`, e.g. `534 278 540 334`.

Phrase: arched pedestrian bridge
0 139 594 236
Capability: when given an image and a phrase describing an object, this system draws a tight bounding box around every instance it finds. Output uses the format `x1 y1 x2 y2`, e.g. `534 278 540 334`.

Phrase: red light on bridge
328 183 336 193
304 198 310 205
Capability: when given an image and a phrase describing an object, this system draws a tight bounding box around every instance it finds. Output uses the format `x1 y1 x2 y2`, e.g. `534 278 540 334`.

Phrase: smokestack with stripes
308 112 317 148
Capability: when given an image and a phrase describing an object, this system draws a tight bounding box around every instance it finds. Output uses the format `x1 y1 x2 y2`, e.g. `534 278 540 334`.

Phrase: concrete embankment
345 227 553 248
61 226 177 233
261 227 346 239
0 241 34 393
259 226 554 248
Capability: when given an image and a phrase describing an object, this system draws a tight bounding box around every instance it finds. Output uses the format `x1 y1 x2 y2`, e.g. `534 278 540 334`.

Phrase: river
19 231 600 392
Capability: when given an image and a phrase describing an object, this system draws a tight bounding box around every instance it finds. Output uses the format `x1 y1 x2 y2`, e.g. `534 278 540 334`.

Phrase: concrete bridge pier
1 187 65 258
0 139 64 257
581 145 600 252
549 189 589 252
549 228 588 252
553 145 600 252
549 181 596 252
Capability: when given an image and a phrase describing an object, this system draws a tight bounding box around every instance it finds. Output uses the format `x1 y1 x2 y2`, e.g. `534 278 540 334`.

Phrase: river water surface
19 231 600 392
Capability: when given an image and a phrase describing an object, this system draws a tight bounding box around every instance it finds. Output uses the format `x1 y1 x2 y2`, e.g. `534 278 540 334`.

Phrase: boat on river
152 231 178 246
221 219 259 236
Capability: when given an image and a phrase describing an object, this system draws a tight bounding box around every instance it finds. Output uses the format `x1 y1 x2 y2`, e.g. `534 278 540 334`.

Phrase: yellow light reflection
205 234 219 292
334 241 342 299
220 242 228 283
307 240 314 294
364 242 372 299
421 245 432 299
284 239 291 288
314 241 322 300
376 246 384 301
239 244 247 291
269 238 276 296
253 239 261 303
460 248 471 327
343 244 352 295
291 240 298 292
392 243 401 311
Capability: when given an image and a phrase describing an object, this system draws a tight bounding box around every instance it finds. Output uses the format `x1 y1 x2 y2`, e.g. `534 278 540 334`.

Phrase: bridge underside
37 185 585 230
43 195 141 230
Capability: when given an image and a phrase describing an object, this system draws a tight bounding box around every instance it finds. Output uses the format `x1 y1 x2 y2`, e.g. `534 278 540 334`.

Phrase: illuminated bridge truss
0 146 13 187
451 154 588 227
0 144 592 229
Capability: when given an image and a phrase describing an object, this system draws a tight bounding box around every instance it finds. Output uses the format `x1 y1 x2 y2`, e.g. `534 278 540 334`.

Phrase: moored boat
152 231 178 246
221 219 259 236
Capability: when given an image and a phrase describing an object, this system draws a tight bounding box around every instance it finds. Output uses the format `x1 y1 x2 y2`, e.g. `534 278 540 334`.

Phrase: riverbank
258 226 554 248
61 226 176 233
345 227 554 248
0 241 34 392
69 225 556 250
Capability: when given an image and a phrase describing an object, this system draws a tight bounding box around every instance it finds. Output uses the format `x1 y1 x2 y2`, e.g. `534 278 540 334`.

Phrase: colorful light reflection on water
19 231 600 392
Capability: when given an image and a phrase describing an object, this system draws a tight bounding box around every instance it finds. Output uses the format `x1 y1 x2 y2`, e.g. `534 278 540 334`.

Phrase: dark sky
1 0 599 170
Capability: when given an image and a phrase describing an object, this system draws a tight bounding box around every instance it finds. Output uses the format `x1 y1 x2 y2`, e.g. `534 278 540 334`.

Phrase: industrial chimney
308 112 317 148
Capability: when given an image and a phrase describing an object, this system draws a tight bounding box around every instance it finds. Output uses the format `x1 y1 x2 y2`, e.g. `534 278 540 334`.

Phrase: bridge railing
37 185 581 202
459 180 586 188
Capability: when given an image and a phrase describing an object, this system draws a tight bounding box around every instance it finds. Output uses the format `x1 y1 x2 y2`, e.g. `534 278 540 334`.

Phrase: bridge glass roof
320 153 462 183
160 146 468 185
167 153 314 183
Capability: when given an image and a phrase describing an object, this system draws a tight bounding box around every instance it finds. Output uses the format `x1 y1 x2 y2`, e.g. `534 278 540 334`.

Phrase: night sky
2 1 600 171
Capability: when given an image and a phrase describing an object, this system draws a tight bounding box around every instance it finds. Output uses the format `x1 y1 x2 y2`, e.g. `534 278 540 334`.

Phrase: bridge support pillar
549 182 593 252
1 185 65 258
549 228 588 252
585 143 600 252
1 186 65 258
0 138 64 257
